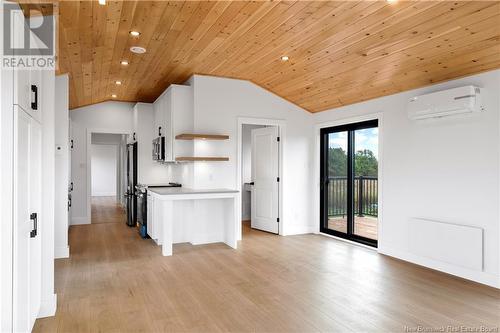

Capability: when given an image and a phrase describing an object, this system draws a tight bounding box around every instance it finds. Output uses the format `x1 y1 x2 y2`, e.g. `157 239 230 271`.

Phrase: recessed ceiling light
387 0 398 3
98 0 106 5
281 55 289 62
120 60 129 66
111 94 117 98
130 46 146 54
129 31 141 37
115 80 122 85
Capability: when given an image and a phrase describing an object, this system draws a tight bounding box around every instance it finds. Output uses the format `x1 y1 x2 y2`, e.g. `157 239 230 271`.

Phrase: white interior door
13 108 31 332
13 108 42 332
29 120 42 329
251 126 279 234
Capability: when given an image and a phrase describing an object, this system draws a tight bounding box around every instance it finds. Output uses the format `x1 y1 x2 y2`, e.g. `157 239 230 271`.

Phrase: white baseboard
37 294 57 318
54 245 70 259
379 244 499 289
283 224 317 236
71 216 89 225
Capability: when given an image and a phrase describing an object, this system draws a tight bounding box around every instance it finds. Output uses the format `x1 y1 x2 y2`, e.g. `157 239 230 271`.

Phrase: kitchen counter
148 187 238 196
147 188 239 256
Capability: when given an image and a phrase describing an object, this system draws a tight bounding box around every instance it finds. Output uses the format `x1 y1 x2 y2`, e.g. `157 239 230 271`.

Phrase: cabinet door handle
158 126 162 136
31 85 38 110
30 213 37 238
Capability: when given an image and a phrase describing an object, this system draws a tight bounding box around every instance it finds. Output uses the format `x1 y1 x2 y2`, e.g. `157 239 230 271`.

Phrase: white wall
91 132 129 205
313 69 500 288
91 132 122 145
70 101 134 224
91 144 118 196
189 75 315 235
54 74 69 259
241 124 265 220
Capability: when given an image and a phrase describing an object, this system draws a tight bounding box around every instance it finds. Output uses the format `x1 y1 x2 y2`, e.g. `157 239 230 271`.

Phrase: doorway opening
320 119 379 247
90 133 126 224
238 119 284 239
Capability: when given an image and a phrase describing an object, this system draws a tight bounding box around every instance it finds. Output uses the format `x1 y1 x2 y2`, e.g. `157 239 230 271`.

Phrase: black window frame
319 119 379 248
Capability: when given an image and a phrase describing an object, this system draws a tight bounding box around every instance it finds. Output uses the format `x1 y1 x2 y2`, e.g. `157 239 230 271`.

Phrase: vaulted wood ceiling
55 1 500 112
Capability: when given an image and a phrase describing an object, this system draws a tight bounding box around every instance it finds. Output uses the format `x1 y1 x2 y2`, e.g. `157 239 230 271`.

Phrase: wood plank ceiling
56 1 500 112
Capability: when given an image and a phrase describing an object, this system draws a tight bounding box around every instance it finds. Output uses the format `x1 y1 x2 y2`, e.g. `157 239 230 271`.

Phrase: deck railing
327 176 378 217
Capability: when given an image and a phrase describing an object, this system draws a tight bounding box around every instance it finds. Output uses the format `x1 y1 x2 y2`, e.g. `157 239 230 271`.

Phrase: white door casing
251 126 279 234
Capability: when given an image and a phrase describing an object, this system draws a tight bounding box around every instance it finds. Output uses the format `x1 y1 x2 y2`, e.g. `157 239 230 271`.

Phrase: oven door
136 192 145 225
136 191 148 238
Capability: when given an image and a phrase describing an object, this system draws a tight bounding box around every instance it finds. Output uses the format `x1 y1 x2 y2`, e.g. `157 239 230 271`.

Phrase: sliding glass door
320 120 378 247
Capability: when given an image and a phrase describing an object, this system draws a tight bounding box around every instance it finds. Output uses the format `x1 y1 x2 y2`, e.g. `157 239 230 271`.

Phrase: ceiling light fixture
111 94 117 98
120 60 129 66
387 0 398 3
281 55 289 62
115 80 122 85
130 46 146 54
129 31 141 37
98 0 106 5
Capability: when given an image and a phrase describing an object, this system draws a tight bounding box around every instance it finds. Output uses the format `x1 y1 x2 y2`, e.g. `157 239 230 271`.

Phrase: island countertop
147 187 238 196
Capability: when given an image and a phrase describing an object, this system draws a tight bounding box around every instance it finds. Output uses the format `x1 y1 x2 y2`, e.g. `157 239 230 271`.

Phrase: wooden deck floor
33 203 499 332
328 215 378 240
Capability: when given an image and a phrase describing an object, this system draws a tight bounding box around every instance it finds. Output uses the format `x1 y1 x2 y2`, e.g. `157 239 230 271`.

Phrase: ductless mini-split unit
407 85 484 120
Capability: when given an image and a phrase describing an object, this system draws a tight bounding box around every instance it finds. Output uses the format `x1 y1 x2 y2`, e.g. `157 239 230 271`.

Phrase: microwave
152 136 165 161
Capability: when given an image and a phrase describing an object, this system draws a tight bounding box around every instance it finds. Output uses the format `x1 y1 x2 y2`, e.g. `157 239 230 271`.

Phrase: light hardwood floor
34 207 499 332
91 196 124 224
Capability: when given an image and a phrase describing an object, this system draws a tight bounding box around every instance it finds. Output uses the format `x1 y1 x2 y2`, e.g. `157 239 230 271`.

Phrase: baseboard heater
408 218 483 271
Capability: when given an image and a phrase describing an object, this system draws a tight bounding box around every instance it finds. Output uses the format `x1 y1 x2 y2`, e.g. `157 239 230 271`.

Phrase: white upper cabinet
12 8 30 113
12 8 42 123
153 84 193 162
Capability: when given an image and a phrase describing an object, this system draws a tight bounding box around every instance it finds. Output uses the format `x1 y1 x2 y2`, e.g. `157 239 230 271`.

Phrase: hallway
91 196 125 224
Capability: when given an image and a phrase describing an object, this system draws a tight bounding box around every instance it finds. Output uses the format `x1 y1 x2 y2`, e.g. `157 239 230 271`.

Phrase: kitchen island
147 187 239 256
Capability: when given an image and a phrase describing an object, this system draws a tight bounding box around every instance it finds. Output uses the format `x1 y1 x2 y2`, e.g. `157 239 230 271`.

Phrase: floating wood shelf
175 133 229 140
175 157 229 162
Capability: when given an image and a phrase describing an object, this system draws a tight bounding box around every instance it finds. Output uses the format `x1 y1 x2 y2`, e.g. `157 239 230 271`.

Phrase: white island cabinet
148 188 239 256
